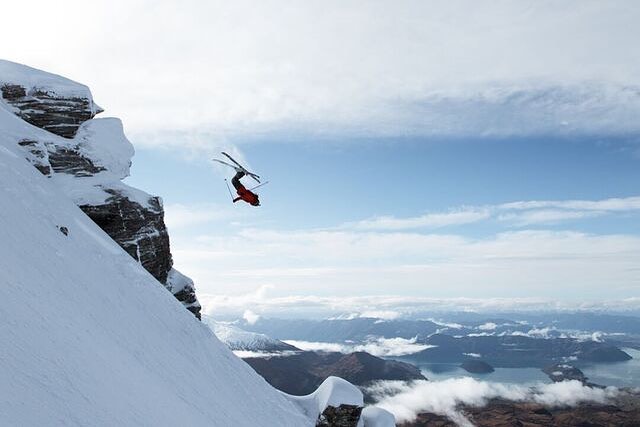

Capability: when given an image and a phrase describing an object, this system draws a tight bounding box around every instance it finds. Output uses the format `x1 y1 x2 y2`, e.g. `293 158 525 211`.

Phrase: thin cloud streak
349 195 640 230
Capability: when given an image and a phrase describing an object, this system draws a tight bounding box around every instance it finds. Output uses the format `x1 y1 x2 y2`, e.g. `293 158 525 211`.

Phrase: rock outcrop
0 59 201 318
289 376 393 427
0 83 100 138
316 404 363 427
542 363 589 384
460 359 494 374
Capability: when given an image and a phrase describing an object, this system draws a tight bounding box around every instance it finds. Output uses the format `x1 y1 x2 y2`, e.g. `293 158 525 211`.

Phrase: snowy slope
0 100 310 425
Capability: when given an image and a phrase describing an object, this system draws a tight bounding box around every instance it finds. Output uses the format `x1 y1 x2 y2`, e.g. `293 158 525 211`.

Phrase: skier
213 152 266 207
231 170 260 206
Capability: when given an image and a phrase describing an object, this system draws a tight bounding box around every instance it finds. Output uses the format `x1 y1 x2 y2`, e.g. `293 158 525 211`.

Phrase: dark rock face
17 138 104 177
166 269 201 318
460 359 494 374
18 139 51 175
244 350 425 396
1 84 98 138
80 191 172 283
316 404 362 427
48 147 105 176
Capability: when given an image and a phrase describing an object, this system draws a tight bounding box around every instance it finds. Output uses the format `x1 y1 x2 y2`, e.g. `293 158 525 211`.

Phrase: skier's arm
233 196 242 203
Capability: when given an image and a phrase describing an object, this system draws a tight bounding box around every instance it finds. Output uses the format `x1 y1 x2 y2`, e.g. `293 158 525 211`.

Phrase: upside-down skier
213 152 266 207
231 170 260 206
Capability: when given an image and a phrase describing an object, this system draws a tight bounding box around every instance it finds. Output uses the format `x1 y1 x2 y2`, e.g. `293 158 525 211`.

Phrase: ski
221 152 261 183
213 158 242 172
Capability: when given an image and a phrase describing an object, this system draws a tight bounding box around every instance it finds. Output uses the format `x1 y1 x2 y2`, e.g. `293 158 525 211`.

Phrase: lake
414 348 640 388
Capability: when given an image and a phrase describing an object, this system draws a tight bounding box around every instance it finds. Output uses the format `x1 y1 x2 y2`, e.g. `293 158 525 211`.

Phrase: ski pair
212 152 261 184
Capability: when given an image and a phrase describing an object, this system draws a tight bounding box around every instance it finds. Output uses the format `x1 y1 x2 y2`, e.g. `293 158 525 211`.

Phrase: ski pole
224 179 234 201
248 181 269 192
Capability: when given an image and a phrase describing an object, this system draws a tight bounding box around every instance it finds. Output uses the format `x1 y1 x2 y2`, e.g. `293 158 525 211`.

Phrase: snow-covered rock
290 376 364 426
0 59 100 138
286 376 393 426
0 59 200 317
205 318 299 353
0 103 310 425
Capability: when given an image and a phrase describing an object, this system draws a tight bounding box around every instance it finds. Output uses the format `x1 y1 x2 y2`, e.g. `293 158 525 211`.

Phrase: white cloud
350 209 491 231
463 353 481 358
242 309 260 325
497 209 604 226
1 1 639 139
366 378 618 425
283 337 433 357
359 310 402 320
199 286 640 320
183 227 640 301
353 337 435 357
428 319 464 329
282 341 347 353
163 195 640 306
478 322 497 331
500 196 640 212
348 196 640 230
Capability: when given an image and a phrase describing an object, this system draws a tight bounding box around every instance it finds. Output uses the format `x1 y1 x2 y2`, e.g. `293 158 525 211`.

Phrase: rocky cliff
0 59 201 318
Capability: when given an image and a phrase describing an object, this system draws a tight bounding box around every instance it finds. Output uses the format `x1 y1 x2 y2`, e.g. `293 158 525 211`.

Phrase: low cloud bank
366 378 618 426
284 337 433 357
200 287 640 320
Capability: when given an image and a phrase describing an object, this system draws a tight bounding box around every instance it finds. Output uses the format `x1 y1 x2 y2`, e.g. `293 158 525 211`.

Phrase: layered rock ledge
0 59 201 318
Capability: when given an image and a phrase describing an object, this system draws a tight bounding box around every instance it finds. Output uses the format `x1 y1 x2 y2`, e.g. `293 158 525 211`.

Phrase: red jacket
233 186 260 206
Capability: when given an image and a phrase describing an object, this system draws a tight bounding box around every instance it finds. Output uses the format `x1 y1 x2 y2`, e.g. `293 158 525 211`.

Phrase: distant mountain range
402 334 631 368
239 313 640 344
235 314 636 371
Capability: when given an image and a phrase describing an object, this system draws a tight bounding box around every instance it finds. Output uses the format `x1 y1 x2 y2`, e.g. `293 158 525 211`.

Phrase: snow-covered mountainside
0 101 310 426
0 59 200 317
0 60 394 426
205 318 299 353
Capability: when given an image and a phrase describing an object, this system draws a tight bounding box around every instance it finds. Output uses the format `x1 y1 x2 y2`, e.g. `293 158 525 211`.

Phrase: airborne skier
213 152 266 207
231 170 260 206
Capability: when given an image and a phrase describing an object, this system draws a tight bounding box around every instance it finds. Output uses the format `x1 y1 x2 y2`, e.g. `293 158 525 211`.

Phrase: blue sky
3 0 639 316
126 132 640 314
129 135 640 233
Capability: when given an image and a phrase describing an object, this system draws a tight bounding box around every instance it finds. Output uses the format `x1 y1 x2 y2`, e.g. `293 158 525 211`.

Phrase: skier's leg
231 171 246 190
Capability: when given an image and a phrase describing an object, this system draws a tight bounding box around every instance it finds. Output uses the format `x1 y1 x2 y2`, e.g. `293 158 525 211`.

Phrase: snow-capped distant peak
204 318 299 352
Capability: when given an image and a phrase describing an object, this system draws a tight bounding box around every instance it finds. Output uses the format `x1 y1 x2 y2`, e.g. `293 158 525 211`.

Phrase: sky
2 0 639 317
